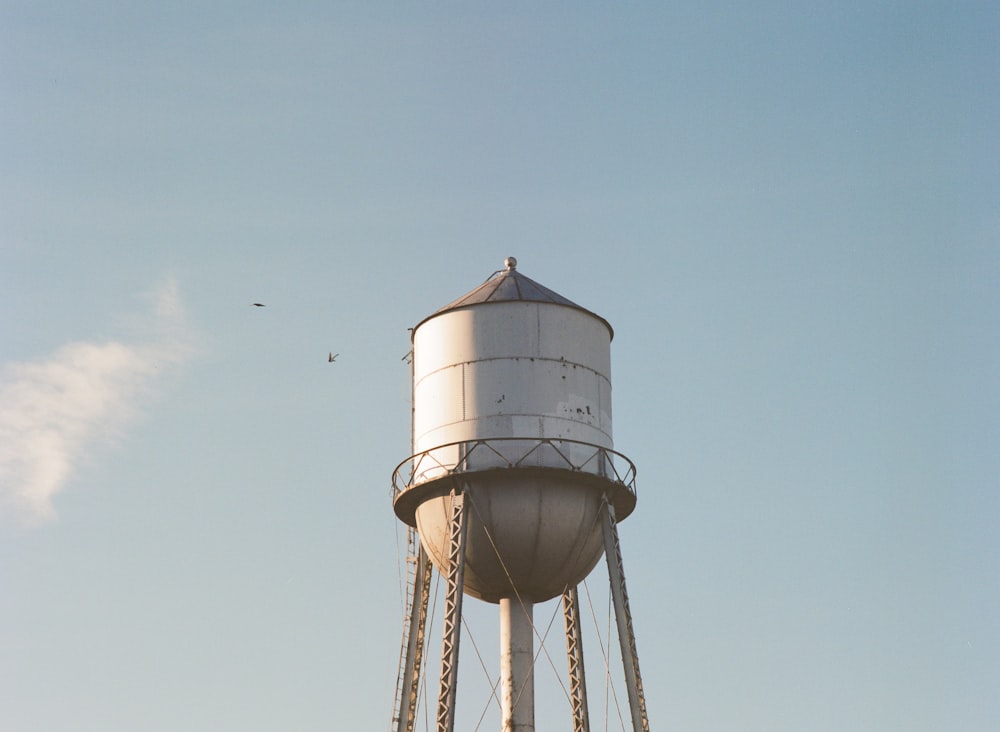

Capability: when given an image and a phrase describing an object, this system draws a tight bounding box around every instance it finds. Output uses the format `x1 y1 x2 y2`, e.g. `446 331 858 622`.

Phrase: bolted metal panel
412 260 613 340
412 301 612 453
415 475 607 603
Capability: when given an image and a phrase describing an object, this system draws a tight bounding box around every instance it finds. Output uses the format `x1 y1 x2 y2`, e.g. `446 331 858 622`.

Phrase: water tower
391 258 649 732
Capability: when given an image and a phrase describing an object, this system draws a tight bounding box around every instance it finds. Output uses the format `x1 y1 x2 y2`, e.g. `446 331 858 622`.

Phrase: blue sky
2 2 997 730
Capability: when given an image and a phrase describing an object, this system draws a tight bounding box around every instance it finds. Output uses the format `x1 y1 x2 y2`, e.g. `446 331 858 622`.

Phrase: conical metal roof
415 257 613 338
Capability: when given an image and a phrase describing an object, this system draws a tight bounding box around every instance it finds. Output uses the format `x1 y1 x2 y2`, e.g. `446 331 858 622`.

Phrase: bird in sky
328 352 338 362
252 303 266 307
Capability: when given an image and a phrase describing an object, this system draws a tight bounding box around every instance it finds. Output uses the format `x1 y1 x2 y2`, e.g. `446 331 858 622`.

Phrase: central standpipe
500 600 534 731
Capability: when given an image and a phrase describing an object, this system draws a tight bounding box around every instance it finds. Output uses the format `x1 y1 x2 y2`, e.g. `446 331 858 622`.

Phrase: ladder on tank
390 526 433 732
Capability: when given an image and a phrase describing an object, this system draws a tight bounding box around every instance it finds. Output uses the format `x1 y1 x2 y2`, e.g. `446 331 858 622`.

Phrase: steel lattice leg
436 490 468 732
562 585 591 732
601 496 650 732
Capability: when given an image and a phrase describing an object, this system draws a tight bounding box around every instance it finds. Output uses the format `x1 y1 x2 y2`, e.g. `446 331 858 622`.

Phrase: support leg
562 585 590 732
500 599 535 732
601 496 650 732
436 490 468 732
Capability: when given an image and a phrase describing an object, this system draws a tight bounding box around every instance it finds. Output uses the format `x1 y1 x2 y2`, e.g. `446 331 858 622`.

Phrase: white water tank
393 258 636 603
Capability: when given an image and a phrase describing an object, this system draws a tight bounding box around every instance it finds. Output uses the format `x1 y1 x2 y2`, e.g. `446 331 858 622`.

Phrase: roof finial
505 256 517 270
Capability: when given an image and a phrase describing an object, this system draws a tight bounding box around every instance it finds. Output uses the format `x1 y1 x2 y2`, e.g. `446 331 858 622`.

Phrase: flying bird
328 352 338 362
252 303 266 307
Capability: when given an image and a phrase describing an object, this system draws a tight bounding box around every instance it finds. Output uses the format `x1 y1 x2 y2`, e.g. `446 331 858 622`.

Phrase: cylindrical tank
393 258 636 603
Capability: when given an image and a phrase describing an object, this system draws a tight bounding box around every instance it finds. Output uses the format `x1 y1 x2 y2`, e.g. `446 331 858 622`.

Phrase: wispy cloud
0 276 198 525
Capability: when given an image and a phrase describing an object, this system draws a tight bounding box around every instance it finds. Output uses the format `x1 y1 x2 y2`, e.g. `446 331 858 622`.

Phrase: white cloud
0 276 198 525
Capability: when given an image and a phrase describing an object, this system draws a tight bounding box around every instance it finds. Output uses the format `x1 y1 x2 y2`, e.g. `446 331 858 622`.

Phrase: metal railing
391 436 636 500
